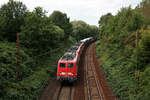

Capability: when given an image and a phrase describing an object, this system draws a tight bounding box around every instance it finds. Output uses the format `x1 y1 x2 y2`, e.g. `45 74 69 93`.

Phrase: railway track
85 44 103 100
40 43 116 100
56 83 72 100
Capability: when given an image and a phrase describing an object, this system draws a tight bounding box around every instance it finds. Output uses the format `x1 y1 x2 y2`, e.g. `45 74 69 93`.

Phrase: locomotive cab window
68 63 74 68
60 63 66 68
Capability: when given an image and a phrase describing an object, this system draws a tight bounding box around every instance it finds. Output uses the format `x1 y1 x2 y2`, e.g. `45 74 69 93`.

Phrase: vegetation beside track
96 0 150 100
0 36 73 100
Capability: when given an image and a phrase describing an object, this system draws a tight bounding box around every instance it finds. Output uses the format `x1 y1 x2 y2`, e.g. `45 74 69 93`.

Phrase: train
57 37 95 82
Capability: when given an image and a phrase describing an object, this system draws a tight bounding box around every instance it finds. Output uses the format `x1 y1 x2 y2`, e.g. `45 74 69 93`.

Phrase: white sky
0 0 142 26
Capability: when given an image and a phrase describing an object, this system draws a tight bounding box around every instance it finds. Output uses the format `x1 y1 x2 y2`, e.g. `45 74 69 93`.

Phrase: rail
56 84 72 100
85 46 92 100
89 45 103 100
85 45 103 100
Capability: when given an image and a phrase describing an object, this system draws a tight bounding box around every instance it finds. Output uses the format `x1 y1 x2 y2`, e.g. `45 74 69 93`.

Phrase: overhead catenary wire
22 47 62 65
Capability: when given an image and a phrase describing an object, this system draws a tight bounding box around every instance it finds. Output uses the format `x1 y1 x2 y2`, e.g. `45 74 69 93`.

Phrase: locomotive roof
75 42 82 46
80 37 93 42
67 46 78 53
59 41 83 61
61 51 77 61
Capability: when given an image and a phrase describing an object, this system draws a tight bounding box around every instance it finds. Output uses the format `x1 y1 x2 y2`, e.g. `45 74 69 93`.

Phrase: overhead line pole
135 31 139 78
17 32 22 81
135 31 139 96
102 32 104 41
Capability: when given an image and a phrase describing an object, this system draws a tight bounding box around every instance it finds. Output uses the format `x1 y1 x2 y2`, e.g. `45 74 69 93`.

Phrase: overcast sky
0 0 142 26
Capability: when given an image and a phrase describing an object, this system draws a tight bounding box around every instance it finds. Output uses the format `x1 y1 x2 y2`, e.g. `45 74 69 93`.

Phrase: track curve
40 43 116 100
85 44 103 100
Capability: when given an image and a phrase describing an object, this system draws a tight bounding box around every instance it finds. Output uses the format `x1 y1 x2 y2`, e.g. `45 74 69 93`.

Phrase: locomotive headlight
68 72 73 75
60 72 66 75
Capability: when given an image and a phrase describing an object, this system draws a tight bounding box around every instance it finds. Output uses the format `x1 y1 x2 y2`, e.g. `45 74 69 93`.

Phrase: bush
0 42 32 99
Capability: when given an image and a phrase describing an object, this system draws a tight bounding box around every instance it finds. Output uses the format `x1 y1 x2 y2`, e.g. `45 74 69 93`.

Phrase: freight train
57 37 94 82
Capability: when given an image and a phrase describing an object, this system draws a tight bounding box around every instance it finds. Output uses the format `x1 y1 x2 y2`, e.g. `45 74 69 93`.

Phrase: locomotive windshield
60 63 66 68
68 63 74 68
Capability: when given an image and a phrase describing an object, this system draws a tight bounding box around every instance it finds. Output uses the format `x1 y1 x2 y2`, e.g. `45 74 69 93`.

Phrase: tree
98 13 113 26
98 7 144 43
89 25 99 38
49 11 72 39
0 0 27 42
139 26 150 70
71 20 98 41
21 7 64 55
97 5 148 100
71 20 89 40
0 42 32 98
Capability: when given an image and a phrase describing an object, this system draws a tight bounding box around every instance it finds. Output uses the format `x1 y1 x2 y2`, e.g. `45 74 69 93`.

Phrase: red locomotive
57 37 94 82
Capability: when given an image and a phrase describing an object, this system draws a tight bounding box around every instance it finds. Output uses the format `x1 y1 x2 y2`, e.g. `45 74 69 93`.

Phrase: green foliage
97 5 150 100
0 0 27 42
96 41 137 100
139 26 150 70
99 7 144 41
98 13 113 26
0 1 75 99
0 42 32 98
50 10 72 39
89 25 99 37
138 65 150 100
71 20 98 41
20 7 65 56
